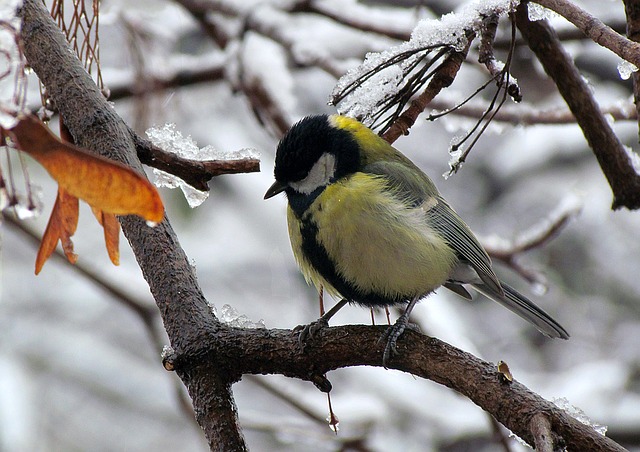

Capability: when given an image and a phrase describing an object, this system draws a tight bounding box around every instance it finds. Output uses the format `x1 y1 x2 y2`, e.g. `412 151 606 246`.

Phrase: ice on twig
527 3 558 22
553 397 608 436
220 304 265 329
623 145 640 175
618 60 639 81
146 124 258 208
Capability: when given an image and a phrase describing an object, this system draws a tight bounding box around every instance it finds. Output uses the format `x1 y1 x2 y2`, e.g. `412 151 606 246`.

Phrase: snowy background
1 0 640 450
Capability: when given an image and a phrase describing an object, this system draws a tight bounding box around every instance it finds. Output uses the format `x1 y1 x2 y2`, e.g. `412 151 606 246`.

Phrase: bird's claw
379 314 420 367
295 317 330 352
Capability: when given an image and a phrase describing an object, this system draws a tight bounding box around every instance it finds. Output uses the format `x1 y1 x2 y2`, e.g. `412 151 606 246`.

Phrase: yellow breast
287 173 458 301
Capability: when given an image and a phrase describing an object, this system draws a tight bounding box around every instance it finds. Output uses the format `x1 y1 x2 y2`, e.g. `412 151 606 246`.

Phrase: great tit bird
265 114 569 365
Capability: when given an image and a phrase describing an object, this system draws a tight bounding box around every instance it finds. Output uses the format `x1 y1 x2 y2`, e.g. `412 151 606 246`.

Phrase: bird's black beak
264 180 287 199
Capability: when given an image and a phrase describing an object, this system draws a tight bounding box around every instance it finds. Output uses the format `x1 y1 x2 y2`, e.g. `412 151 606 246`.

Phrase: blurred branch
132 132 260 192
4 214 198 427
295 0 413 41
173 0 232 48
164 325 626 452
232 33 295 136
244 4 348 78
488 415 516 452
246 375 328 426
493 17 628 48
106 62 225 101
428 97 637 124
517 2 640 210
483 196 581 287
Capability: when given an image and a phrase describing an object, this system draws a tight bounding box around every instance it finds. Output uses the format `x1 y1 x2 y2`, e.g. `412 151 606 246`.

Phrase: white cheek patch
289 153 337 194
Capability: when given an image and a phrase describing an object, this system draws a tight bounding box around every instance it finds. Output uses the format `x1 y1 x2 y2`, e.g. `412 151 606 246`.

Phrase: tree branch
132 132 260 192
164 325 626 452
530 413 556 452
534 0 640 68
623 0 640 136
517 2 640 210
18 1 246 449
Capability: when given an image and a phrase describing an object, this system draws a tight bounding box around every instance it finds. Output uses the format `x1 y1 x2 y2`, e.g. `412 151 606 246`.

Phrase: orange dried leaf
10 114 164 223
35 187 79 274
92 208 120 266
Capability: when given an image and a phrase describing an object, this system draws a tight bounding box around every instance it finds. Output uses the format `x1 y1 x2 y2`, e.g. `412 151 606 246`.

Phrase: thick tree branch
517 2 640 210
18 1 246 449
164 325 626 452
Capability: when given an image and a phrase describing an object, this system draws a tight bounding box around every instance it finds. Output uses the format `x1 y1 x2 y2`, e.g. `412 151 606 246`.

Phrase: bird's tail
471 281 570 339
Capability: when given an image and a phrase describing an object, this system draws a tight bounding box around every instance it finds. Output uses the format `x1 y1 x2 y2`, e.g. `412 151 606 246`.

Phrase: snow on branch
331 0 520 134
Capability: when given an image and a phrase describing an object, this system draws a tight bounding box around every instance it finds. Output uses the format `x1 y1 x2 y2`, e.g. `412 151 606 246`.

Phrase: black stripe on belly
299 215 407 307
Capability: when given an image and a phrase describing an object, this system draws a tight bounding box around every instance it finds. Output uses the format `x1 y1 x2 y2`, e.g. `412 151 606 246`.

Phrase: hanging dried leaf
10 114 164 223
35 187 79 274
92 207 120 266
8 114 164 273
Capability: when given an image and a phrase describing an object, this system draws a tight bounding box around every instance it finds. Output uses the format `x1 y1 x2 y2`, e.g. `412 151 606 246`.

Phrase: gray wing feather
472 281 570 339
427 198 503 295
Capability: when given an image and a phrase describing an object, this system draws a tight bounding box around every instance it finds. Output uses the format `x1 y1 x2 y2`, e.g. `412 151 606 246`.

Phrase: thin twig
483 196 581 286
132 132 260 192
382 37 473 143
428 97 637 124
246 375 327 426
534 0 640 68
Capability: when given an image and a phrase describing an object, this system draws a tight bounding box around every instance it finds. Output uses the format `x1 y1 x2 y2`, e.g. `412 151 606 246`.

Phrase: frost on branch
220 304 265 329
554 397 608 436
146 123 258 208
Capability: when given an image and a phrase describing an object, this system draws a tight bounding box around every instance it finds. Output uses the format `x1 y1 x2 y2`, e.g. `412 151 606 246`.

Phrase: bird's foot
379 315 420 367
294 317 330 352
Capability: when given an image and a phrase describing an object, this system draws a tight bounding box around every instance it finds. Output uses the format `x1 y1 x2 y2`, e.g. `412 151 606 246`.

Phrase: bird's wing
427 197 503 294
364 160 503 295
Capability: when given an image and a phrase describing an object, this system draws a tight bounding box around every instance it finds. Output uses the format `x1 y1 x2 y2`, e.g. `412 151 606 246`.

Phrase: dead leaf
35 187 79 274
497 360 513 383
10 114 164 223
8 114 164 273
92 207 120 265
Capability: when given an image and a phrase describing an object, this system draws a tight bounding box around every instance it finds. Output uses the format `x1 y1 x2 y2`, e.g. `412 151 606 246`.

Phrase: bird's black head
273 115 361 189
